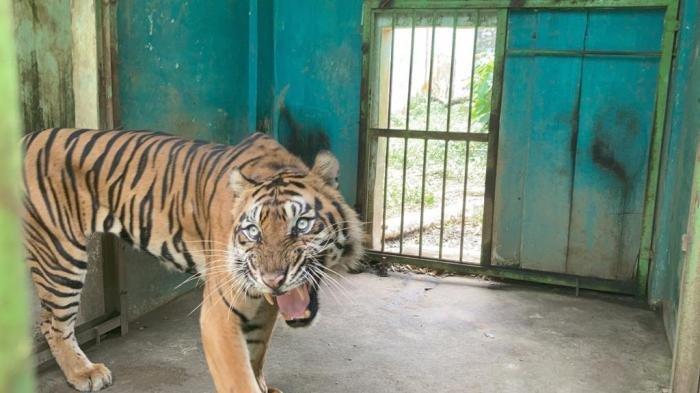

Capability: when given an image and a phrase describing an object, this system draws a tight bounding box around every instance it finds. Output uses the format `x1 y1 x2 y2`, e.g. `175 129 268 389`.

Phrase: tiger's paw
67 363 113 392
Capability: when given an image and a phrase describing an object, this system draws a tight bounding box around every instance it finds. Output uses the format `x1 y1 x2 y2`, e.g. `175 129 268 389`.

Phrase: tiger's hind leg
28 248 112 391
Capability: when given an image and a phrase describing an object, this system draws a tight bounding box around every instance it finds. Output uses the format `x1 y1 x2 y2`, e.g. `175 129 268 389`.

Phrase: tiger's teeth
263 293 274 305
303 309 311 319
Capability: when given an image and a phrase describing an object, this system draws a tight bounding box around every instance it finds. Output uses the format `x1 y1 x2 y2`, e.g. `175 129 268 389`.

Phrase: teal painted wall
118 0 363 204
649 0 699 343
114 0 698 331
117 0 251 143
116 0 253 318
115 0 363 317
272 0 363 206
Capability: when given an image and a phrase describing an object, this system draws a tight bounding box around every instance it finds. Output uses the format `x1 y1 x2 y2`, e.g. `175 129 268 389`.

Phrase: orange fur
23 129 363 392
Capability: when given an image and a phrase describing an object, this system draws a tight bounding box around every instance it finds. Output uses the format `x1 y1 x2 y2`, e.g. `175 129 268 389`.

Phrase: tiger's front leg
200 282 280 393
247 298 279 393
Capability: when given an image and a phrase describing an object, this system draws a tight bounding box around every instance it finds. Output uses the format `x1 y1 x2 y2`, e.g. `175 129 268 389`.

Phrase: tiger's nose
261 271 286 290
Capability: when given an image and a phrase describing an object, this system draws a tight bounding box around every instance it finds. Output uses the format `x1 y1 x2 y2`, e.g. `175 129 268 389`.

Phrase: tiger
22 128 363 392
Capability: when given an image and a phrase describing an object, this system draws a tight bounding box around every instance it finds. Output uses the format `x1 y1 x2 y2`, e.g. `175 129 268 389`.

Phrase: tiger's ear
229 169 254 197
311 150 339 188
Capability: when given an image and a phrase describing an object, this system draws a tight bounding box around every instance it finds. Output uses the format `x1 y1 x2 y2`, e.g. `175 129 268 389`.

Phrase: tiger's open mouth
262 284 318 327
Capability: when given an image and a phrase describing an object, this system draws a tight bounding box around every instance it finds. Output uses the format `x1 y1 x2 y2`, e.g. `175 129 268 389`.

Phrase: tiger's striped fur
22 128 363 392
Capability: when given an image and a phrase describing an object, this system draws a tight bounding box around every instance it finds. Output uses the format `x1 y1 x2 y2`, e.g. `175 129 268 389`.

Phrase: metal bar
506 49 662 58
480 9 508 266
399 137 408 253
405 11 416 129
459 141 471 261
357 1 375 226
386 15 396 129
118 245 129 336
418 138 428 257
381 137 391 251
367 0 674 9
425 12 437 131
398 12 416 253
366 137 382 249
445 15 458 132
370 128 490 142
466 10 480 133
438 140 449 259
637 1 680 299
460 12 480 262
367 251 638 295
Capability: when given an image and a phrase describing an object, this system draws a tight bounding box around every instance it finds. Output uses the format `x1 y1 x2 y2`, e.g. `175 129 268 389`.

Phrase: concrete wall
649 0 700 345
13 0 107 328
13 0 74 132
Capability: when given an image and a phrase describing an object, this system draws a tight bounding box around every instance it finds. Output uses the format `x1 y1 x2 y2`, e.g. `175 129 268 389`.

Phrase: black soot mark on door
590 108 642 190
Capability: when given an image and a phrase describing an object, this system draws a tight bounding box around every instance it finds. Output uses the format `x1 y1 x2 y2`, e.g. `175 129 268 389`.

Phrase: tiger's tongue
276 286 310 320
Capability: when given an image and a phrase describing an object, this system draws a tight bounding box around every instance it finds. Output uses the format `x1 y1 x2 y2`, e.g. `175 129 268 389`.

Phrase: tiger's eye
296 218 310 231
244 226 260 240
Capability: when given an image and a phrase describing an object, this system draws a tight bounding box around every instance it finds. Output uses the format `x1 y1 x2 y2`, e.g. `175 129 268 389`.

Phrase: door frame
357 0 680 299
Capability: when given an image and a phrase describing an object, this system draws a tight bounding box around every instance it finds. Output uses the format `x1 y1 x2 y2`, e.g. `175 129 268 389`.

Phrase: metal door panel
494 8 663 281
568 56 660 279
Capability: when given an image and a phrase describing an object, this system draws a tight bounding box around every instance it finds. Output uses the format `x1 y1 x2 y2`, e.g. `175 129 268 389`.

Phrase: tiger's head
226 151 363 327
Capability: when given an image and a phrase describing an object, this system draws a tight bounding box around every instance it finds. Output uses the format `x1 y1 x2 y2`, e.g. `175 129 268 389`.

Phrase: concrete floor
38 272 671 393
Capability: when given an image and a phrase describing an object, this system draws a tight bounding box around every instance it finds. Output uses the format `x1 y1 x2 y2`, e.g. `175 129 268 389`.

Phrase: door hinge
681 233 689 252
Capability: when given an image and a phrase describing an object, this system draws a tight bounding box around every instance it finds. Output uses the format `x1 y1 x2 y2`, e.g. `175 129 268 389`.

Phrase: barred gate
358 0 678 296
362 7 504 266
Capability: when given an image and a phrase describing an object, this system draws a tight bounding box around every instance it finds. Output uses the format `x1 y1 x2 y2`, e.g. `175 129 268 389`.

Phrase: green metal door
493 7 673 295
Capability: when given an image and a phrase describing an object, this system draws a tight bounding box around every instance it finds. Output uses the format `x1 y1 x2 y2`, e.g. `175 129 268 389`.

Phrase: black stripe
217 289 261 333
25 203 88 269
35 148 58 226
331 200 349 237
34 280 79 298
53 311 77 322
42 299 80 310
138 180 156 250
31 267 83 290
42 128 61 175
78 130 111 167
